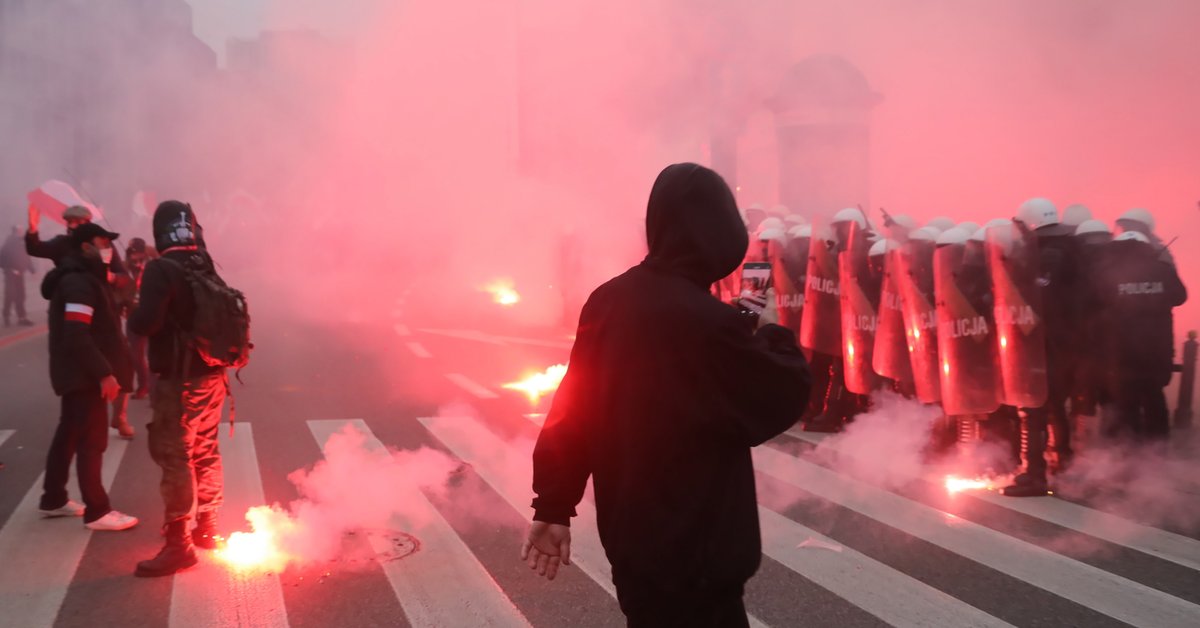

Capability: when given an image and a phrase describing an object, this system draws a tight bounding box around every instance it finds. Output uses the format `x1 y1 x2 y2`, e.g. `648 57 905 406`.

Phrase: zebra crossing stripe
169 424 289 628
307 419 530 628
0 436 129 627
786 425 1200 572
756 507 1014 627
0 429 13 448
516 412 1006 627
419 415 771 628
752 446 1200 627
406 342 432 359
445 374 499 399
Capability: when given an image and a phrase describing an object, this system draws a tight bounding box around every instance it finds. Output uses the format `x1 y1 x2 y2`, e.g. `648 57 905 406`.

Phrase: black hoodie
42 253 133 395
531 163 811 598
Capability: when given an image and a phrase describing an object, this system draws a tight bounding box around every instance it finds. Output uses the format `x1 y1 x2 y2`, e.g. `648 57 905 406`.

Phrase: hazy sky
189 0 381 63
188 0 377 62
188 0 265 61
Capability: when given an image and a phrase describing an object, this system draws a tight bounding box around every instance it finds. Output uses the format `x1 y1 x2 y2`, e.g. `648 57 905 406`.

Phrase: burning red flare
484 279 520 306
215 506 293 572
944 475 992 494
504 363 568 403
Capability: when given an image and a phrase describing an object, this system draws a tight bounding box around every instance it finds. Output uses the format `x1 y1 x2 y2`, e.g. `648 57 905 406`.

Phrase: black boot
1003 409 1050 497
192 510 220 550
1002 472 1049 497
135 520 198 577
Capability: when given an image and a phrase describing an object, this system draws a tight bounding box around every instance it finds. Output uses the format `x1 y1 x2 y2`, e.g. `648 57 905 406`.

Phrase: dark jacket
26 230 126 275
1096 241 1187 386
531 163 811 594
42 253 133 395
1 233 33 273
128 249 222 380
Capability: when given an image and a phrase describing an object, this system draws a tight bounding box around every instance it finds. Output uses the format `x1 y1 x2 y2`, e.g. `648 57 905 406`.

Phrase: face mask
99 248 113 265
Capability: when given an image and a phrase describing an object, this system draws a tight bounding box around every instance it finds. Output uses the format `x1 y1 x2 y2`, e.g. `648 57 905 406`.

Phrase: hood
643 163 747 285
41 253 102 299
153 200 200 252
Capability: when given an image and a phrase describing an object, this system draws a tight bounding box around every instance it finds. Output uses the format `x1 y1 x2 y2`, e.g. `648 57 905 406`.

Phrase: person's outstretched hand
521 521 571 580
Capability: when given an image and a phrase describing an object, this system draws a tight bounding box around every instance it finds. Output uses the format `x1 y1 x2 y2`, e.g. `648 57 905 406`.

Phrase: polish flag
27 180 104 225
64 303 94 325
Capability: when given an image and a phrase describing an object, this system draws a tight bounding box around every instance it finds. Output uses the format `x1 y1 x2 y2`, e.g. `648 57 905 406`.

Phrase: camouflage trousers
147 371 226 523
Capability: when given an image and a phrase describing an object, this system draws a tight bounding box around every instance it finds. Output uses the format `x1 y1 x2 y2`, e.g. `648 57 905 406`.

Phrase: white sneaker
40 500 85 518
85 511 139 531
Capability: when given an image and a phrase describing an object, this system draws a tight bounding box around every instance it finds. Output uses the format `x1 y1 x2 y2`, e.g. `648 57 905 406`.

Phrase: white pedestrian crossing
1 410 1196 628
788 423 1200 572
752 445 1200 627
307 419 531 628
418 414 772 628
0 436 129 628
406 341 432 359
169 424 289 628
509 412 1011 627
446 373 500 399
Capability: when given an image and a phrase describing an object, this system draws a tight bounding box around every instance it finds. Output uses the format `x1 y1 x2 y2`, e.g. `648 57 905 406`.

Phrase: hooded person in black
524 163 811 627
129 201 228 577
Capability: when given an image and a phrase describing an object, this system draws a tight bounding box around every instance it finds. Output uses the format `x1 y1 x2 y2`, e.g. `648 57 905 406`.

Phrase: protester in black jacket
525 163 811 627
26 204 126 275
38 222 137 531
129 201 227 578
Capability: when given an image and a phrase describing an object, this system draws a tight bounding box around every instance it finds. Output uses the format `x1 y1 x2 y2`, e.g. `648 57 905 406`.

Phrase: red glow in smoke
504 363 568 404
484 279 521 307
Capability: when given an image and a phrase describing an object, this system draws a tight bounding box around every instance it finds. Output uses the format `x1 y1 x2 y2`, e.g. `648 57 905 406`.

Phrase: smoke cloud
1055 439 1200 536
6 1 1200 337
232 424 460 570
808 391 944 490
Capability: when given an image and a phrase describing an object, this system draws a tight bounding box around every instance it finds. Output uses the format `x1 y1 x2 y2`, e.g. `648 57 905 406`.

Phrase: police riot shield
800 231 842 356
772 235 808 333
934 242 1001 415
872 247 914 386
897 239 941 403
839 223 880 394
986 223 1048 408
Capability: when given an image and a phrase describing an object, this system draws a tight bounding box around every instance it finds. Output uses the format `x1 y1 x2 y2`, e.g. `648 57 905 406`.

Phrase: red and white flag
64 303 94 325
27 180 104 225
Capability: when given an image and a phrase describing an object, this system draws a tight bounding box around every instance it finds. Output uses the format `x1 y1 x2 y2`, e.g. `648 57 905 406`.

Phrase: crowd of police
721 200 1187 497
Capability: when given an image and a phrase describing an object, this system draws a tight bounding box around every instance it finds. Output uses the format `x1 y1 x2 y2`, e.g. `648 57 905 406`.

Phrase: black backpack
161 256 252 372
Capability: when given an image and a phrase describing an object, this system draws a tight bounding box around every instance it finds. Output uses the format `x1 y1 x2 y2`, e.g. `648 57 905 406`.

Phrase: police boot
1002 473 1048 497
1003 409 1050 497
135 520 198 577
192 510 219 550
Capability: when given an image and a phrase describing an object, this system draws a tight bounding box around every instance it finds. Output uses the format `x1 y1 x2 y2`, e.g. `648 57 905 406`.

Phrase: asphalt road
1 295 1198 628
